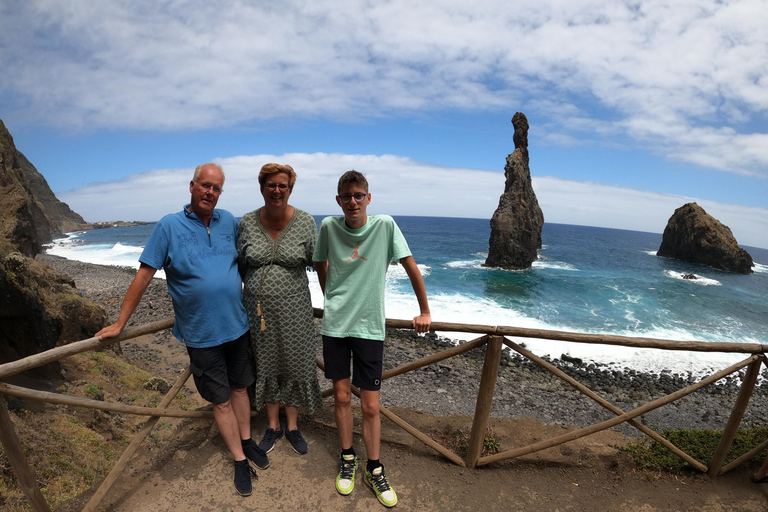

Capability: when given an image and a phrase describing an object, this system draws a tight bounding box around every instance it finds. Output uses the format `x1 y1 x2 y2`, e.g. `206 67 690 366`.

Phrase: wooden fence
1 312 767 512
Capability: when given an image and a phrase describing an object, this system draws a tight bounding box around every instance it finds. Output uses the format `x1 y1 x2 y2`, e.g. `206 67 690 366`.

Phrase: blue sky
1 0 767 248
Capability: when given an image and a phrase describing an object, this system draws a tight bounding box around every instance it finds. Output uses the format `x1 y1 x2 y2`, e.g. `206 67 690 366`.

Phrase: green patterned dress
237 207 323 413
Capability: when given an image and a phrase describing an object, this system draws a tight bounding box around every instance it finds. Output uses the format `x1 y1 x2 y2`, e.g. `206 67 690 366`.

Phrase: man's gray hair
193 162 225 182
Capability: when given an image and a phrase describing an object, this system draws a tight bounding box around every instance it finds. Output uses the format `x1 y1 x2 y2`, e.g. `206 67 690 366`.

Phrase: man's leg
231 387 251 441
333 378 354 449
359 389 381 461
213 398 246 460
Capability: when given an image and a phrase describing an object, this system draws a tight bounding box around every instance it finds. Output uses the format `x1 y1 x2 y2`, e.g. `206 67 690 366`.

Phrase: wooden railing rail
2 312 768 512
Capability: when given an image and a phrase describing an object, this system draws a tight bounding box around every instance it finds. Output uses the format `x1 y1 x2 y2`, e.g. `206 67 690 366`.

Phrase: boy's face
336 183 371 228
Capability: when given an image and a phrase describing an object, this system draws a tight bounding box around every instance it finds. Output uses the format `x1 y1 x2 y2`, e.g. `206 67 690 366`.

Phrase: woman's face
261 172 292 209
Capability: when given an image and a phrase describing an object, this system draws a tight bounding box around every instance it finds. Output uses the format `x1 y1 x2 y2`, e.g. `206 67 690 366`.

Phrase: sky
1 0 766 249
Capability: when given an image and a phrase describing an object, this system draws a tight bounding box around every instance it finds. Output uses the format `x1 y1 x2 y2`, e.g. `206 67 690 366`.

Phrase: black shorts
322 335 384 391
186 331 255 405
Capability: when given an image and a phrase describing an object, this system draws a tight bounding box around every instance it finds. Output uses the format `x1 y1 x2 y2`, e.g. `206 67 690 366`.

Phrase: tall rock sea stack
0 119 107 378
657 202 753 274
484 112 544 270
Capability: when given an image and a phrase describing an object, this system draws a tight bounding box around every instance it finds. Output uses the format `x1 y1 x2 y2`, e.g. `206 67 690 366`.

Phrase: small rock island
657 202 753 274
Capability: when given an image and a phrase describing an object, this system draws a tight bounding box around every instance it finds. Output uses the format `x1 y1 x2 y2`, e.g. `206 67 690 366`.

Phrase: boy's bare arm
96 263 157 339
314 261 328 295
399 255 431 333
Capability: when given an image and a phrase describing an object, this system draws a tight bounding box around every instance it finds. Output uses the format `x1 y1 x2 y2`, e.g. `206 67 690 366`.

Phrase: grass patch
0 351 183 510
620 426 768 474
431 424 500 458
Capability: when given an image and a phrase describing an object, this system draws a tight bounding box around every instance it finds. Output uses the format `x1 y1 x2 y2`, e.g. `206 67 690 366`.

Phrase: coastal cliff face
484 112 544 270
657 202 753 274
0 120 89 256
0 119 107 378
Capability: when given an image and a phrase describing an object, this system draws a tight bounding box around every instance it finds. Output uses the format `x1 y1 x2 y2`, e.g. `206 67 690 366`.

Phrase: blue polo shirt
140 205 249 348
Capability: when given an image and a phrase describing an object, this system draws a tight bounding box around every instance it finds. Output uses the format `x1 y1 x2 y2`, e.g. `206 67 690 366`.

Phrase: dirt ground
53 395 768 512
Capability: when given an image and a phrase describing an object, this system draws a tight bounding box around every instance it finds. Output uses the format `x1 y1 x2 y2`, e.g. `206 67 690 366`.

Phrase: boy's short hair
258 163 297 189
337 170 368 194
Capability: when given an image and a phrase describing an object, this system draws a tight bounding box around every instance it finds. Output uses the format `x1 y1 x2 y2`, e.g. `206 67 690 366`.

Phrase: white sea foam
532 259 578 271
44 237 167 278
445 259 484 269
380 263 430 280
350 285 749 377
663 270 721 286
753 262 768 274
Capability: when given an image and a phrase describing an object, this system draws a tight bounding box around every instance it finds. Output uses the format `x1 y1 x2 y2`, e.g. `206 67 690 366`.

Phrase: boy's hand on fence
412 313 431 333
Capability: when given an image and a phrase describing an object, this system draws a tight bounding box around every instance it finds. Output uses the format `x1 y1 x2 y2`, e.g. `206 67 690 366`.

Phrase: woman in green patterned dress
237 163 323 455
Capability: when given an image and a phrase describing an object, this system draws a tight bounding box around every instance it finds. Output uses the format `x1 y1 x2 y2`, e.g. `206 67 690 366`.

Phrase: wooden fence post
707 356 763 477
0 396 52 512
465 335 501 469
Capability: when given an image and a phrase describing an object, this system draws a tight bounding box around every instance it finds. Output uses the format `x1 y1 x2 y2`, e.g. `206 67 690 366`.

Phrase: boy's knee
335 390 352 407
361 400 379 418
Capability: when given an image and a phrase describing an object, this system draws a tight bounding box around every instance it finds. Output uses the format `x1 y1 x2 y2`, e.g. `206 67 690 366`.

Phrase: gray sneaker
258 426 284 453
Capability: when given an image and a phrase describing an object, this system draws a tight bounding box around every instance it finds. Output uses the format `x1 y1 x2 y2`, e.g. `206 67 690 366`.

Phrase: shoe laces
235 460 258 481
264 428 281 443
288 429 305 443
339 457 356 480
368 468 390 492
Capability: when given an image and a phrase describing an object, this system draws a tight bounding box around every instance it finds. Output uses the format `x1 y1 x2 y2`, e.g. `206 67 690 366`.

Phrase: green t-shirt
314 215 412 340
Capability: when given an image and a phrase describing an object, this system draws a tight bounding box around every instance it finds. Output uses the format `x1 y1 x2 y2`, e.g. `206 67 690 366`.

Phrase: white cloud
59 152 768 249
1 0 767 177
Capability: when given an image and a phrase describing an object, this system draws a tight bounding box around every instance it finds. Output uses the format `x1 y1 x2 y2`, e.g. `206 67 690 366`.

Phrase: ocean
45 217 768 375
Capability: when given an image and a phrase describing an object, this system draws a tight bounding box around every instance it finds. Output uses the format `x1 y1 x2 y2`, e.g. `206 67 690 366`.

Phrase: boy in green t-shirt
314 170 431 508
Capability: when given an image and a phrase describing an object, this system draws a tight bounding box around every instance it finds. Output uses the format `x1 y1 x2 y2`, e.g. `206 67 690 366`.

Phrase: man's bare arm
96 263 157 340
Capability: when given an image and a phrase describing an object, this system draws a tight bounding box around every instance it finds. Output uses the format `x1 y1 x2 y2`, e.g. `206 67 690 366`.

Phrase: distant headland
91 220 154 229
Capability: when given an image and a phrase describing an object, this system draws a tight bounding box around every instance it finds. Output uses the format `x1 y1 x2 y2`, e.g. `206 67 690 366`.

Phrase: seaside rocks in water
484 112 544 270
657 202 753 274
0 119 108 378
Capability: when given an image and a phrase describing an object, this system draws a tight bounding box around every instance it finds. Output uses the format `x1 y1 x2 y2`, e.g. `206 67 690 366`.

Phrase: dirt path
56 400 768 512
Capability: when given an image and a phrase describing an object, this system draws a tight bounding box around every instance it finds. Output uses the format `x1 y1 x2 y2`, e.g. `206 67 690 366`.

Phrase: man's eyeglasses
265 183 290 191
197 182 222 194
339 193 367 203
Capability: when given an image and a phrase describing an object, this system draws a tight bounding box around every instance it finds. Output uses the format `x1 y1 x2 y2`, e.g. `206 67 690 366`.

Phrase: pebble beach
38 253 768 437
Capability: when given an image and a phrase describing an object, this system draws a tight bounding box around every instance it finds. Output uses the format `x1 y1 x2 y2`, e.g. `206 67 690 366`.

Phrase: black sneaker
286 428 308 454
243 438 270 470
234 459 256 496
258 426 284 453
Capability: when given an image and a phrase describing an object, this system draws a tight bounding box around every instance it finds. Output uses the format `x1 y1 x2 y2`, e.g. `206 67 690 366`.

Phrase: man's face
189 164 224 219
336 183 370 228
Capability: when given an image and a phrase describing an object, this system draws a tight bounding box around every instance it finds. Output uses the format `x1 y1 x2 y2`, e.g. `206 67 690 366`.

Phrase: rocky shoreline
38 253 768 437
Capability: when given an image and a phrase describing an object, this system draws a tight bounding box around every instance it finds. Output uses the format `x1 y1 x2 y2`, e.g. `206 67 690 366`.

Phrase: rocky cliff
0 119 107 378
0 120 89 256
657 202 753 274
484 112 544 270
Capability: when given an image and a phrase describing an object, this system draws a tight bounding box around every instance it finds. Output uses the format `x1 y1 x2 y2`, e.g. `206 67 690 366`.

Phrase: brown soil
54 382 768 512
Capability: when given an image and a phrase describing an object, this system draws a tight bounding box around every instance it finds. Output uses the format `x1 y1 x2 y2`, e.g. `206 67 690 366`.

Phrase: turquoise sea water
45 217 768 374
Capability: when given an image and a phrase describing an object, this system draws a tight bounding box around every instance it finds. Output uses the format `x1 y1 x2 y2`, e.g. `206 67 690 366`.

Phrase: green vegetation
0 351 181 511
432 425 500 458
83 384 102 399
621 426 768 474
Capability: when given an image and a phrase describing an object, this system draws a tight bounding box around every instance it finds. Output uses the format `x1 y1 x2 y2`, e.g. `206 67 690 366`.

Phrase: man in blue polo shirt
96 162 268 497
